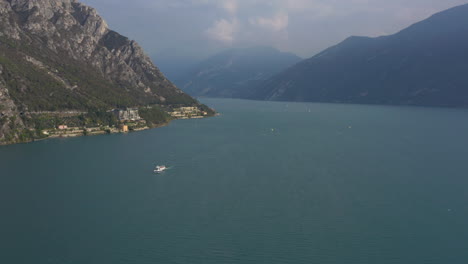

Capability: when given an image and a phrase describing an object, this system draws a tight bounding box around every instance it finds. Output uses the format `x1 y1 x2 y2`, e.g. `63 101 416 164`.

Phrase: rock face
0 75 24 141
254 4 468 107
0 0 202 144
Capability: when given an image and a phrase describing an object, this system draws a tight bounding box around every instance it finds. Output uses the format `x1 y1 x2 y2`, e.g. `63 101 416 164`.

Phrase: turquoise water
1 98 468 264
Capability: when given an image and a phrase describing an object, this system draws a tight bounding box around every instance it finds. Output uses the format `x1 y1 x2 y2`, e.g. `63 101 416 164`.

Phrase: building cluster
112 108 141 121
170 107 207 119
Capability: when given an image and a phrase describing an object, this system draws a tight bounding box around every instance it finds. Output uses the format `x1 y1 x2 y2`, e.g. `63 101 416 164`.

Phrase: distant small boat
154 165 167 173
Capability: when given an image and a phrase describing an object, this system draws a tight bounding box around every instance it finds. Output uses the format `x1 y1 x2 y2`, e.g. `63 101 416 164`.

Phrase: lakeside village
41 106 210 139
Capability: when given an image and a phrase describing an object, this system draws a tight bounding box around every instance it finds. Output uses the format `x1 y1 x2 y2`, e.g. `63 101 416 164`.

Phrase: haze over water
1 98 468 264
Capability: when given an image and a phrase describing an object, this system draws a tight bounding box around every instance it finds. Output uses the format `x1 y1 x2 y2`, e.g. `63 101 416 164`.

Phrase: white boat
154 165 167 173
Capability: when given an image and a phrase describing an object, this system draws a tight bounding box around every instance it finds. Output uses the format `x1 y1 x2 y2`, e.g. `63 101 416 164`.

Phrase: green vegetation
139 106 172 127
0 29 214 145
0 116 8 126
0 37 207 112
198 104 216 116
1 126 47 144
18 129 37 142
80 110 118 127
22 110 118 131
0 46 130 111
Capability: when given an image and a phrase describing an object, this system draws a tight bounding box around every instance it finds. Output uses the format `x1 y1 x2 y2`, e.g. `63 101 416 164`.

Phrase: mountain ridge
254 3 468 107
175 46 301 98
0 0 211 144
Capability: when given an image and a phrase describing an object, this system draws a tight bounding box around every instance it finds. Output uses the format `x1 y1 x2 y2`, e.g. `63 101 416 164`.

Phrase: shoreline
0 116 208 146
37 121 171 143
1 104 216 146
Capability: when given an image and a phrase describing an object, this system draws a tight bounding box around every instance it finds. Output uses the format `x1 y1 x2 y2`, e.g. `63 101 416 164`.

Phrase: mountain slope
256 4 468 107
175 47 301 98
0 0 211 144
151 53 200 81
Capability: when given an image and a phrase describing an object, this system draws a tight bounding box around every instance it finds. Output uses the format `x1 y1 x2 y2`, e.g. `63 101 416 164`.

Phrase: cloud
297 2 334 18
250 13 289 31
205 18 239 44
82 0 468 58
220 0 238 15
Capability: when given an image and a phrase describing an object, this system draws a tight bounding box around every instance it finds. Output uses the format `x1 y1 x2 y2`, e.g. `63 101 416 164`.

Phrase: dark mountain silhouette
255 4 468 107
176 46 301 98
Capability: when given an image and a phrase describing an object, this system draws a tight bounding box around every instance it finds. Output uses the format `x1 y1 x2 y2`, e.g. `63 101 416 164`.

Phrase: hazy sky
80 0 468 60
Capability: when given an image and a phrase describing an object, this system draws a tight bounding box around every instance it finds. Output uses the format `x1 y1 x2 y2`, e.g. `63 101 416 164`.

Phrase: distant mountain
175 47 301 98
151 54 200 81
0 0 211 145
255 4 468 107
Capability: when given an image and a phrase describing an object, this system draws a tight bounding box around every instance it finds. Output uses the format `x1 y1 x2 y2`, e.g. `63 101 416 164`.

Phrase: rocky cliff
0 0 209 144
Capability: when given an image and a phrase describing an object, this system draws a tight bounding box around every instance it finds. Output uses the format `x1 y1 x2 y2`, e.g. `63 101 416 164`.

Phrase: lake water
1 98 468 264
